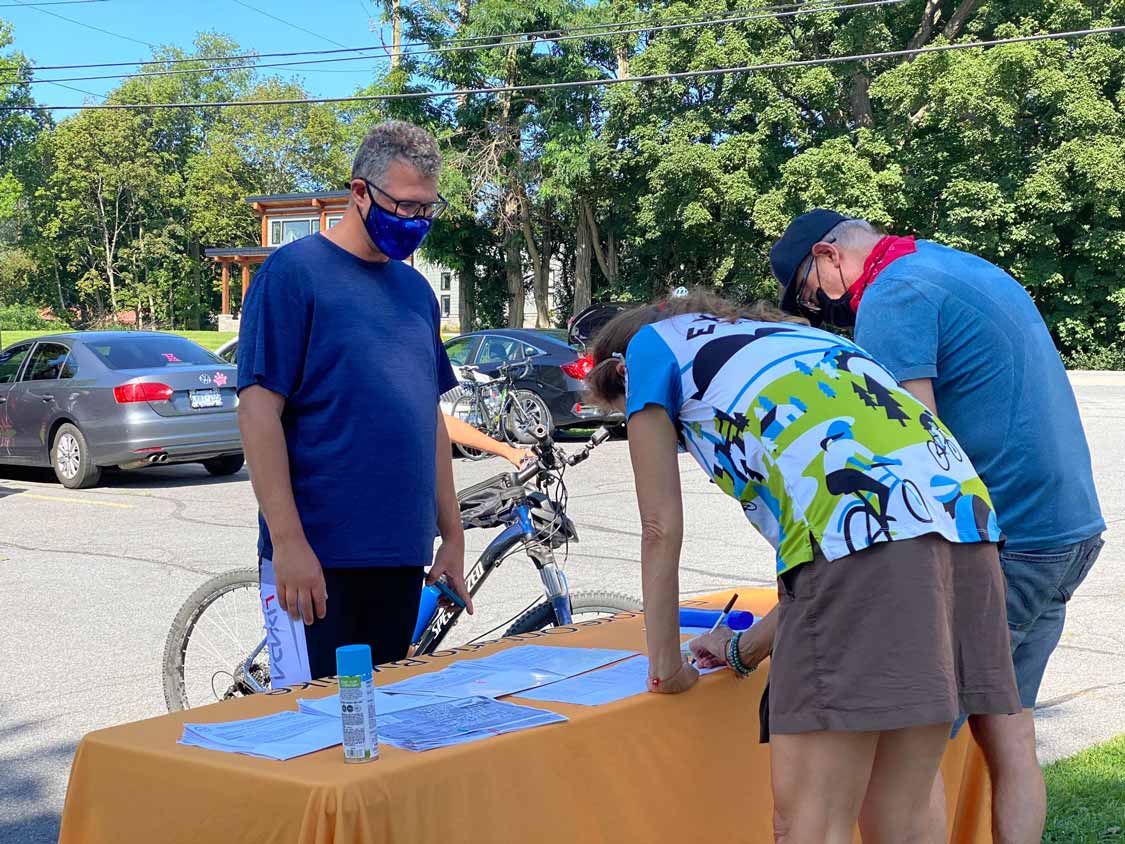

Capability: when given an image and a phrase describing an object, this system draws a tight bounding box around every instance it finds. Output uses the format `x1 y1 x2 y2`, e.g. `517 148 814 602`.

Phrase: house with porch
205 190 463 331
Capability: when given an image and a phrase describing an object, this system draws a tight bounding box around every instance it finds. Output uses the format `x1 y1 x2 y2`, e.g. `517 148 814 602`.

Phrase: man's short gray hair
351 120 441 184
823 218 883 250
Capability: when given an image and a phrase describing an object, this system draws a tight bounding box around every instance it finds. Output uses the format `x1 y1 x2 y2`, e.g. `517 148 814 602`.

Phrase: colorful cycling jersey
624 314 999 574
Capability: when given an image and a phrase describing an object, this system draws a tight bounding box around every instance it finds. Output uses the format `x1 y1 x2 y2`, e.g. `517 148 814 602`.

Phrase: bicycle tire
162 567 260 713
900 479 934 523
926 439 950 471
504 590 643 635
503 391 553 445
451 396 493 461
842 504 873 554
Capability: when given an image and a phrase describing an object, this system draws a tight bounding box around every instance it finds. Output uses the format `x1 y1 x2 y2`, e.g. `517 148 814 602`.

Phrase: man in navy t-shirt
773 210 1104 844
237 121 468 684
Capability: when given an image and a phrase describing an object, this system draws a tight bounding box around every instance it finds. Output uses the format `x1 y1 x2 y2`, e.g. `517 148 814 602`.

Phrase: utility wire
229 0 348 48
9 0 869 72
0 0 109 6
13 0 908 85
7 25 1122 112
6 0 152 48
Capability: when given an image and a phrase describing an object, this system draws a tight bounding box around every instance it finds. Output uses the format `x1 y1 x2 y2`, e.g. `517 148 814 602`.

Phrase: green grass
1043 734 1125 843
1 328 237 351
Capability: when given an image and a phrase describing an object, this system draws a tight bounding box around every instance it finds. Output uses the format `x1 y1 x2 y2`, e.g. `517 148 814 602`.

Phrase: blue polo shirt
855 240 1103 550
237 234 457 567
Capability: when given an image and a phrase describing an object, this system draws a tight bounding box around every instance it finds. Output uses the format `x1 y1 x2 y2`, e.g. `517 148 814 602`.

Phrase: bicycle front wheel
451 396 493 461
503 391 552 445
504 591 642 635
162 568 266 712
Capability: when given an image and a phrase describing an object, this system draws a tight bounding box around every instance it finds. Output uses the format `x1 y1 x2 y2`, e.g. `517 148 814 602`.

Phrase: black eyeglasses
795 236 836 314
364 180 449 221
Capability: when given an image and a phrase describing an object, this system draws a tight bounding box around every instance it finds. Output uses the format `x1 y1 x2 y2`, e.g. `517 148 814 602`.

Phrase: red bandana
848 235 917 313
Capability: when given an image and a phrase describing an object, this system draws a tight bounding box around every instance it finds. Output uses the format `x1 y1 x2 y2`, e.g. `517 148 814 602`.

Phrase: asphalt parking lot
1 373 1122 843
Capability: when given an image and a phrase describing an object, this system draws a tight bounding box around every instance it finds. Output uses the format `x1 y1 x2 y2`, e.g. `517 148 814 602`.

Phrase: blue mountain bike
162 425 641 711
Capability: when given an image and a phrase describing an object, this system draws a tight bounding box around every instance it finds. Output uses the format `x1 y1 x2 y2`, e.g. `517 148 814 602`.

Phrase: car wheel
202 454 245 477
51 423 102 489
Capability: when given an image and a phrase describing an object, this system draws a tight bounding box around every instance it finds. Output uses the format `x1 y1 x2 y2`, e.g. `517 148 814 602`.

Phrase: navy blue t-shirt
237 234 457 567
855 240 1104 550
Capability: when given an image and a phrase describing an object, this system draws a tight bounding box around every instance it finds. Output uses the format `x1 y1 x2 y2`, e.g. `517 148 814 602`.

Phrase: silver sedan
0 332 242 488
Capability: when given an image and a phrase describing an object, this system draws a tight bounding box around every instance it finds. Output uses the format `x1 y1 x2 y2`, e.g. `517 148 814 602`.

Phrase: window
25 343 76 381
268 216 319 246
440 295 451 318
86 336 222 371
478 335 519 365
440 271 452 291
326 214 344 229
0 344 32 384
442 336 479 367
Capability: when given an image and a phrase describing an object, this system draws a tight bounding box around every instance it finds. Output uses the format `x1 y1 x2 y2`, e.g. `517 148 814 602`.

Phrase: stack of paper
377 696 566 751
179 711 343 760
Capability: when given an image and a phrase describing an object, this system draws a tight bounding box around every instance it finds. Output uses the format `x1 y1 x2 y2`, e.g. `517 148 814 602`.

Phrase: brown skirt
764 534 1020 738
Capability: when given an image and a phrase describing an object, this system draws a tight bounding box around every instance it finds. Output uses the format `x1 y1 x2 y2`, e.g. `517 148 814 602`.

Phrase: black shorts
259 559 424 682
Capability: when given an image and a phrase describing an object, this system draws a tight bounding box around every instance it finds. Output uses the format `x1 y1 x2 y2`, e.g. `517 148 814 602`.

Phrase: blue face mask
360 196 432 261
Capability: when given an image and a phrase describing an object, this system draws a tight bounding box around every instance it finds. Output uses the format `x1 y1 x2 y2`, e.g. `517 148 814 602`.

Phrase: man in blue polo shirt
237 121 470 685
772 210 1104 844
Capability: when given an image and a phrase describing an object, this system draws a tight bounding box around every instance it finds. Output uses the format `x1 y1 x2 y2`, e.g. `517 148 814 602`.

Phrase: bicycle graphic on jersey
920 410 963 471
835 460 935 552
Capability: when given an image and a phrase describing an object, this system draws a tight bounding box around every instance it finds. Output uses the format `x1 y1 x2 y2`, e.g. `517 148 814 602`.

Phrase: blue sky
4 0 395 109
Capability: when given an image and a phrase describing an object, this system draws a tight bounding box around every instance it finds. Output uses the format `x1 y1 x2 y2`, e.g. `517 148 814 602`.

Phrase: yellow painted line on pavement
22 493 133 509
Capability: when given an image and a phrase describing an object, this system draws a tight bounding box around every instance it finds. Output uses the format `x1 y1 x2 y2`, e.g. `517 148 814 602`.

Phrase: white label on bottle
339 674 379 761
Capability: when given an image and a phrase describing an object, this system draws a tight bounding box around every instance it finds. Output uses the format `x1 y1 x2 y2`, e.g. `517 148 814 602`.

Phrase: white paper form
517 656 726 706
377 696 567 751
179 710 343 760
455 645 638 677
379 664 564 699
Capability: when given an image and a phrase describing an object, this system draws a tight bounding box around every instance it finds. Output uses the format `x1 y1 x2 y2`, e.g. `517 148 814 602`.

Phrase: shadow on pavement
0 720 76 844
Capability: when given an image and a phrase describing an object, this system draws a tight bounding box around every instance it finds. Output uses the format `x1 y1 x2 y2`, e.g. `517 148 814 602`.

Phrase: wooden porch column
240 260 250 303
220 261 231 315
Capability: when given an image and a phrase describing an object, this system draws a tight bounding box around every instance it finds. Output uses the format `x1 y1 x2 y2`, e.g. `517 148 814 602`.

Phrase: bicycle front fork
517 503 572 625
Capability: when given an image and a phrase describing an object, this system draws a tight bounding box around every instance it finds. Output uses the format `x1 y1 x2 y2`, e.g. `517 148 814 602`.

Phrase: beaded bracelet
727 632 754 678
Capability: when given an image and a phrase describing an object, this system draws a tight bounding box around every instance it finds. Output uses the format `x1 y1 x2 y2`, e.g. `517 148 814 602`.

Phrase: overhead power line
12 0 907 85
7 26 1122 112
0 0 109 6
229 0 348 49
6 0 152 48
8 0 870 72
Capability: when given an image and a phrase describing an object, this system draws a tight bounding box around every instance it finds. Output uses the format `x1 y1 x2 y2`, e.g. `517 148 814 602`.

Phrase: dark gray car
0 332 243 488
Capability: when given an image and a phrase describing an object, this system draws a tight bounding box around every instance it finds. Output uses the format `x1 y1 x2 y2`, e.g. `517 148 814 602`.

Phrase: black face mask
814 287 856 328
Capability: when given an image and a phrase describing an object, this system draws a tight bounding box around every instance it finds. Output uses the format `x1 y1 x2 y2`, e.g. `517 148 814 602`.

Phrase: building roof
204 246 276 259
245 190 349 205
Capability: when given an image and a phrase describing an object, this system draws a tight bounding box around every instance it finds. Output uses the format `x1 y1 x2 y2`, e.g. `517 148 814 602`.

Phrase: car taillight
560 354 594 380
114 382 174 403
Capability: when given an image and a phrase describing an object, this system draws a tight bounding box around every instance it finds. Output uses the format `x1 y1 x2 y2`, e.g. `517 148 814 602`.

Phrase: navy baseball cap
771 209 850 314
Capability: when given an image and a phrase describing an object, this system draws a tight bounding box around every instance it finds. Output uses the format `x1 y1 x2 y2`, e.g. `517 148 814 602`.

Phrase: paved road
1 376 1121 843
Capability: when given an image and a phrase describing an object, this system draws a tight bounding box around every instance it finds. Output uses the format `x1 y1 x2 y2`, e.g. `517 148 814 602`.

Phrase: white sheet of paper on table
179 710 344 760
517 655 726 707
377 695 567 752
378 664 565 699
456 645 638 677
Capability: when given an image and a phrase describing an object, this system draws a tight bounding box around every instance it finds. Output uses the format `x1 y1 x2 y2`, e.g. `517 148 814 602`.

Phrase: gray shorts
766 534 1021 737
1001 533 1104 708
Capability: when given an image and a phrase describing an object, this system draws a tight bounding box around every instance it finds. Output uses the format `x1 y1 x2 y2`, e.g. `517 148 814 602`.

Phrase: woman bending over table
585 291 1019 844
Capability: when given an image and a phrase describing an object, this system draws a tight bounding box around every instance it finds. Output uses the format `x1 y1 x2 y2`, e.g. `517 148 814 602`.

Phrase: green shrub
1065 345 1125 372
0 303 59 330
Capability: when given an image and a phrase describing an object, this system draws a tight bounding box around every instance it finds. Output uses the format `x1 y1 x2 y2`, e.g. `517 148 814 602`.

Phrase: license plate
190 388 223 409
